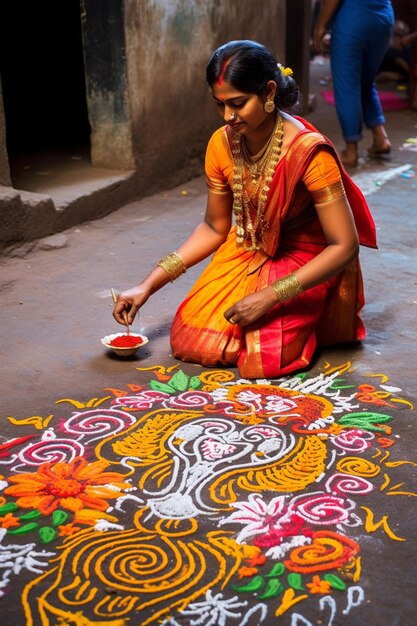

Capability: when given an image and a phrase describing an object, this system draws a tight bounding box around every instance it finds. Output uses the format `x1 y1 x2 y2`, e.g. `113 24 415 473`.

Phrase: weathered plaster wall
124 0 287 194
81 0 135 170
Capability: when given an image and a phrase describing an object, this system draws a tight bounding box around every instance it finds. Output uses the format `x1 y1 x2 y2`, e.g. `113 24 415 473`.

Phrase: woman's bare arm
313 0 342 51
224 194 359 326
113 189 233 326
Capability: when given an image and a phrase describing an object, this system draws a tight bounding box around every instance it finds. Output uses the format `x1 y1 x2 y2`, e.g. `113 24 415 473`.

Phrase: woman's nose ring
229 113 237 121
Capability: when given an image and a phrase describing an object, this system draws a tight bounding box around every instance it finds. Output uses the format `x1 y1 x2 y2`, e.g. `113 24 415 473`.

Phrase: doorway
0 0 91 191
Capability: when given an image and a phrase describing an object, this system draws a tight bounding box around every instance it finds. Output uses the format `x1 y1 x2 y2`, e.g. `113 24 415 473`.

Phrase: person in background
390 0 417 109
314 0 394 166
378 20 412 83
403 27 417 107
310 0 323 57
113 40 377 379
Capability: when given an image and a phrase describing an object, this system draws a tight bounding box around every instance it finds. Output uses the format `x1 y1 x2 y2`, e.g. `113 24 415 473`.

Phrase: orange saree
170 118 377 379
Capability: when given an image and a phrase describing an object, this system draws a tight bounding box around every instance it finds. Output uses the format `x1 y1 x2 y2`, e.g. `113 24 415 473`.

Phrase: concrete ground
0 57 416 625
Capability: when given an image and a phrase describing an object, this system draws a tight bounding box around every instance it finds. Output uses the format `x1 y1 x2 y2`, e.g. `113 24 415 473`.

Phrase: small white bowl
101 332 149 357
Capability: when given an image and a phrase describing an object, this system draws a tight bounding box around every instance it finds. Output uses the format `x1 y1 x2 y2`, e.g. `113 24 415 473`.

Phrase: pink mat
321 90 409 111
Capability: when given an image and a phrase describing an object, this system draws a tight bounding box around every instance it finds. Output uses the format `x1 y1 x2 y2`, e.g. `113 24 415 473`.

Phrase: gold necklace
241 131 275 181
231 114 284 251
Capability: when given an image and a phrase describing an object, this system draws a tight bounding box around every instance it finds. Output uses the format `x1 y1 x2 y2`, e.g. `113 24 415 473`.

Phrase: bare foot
369 125 391 155
340 142 358 167
368 140 391 156
340 149 358 167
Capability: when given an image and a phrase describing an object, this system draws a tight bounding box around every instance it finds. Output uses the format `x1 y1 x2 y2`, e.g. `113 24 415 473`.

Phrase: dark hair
206 40 300 112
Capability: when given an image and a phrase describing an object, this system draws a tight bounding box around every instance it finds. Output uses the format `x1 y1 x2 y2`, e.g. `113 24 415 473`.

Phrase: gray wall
0 0 313 252
125 0 286 189
90 0 287 193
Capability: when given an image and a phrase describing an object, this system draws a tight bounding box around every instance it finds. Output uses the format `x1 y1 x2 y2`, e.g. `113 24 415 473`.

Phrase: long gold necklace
231 114 284 251
241 129 275 181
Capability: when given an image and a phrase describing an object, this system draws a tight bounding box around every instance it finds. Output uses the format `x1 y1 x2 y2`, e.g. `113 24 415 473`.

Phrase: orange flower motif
58 523 82 537
0 512 20 529
238 566 259 579
284 530 360 574
307 575 332 594
4 457 131 516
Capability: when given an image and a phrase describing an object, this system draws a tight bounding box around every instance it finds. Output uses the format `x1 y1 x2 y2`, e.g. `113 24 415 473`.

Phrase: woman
113 40 377 379
314 0 394 166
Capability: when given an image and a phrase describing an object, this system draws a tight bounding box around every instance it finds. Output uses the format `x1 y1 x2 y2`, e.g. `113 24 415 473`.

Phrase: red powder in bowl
109 335 143 348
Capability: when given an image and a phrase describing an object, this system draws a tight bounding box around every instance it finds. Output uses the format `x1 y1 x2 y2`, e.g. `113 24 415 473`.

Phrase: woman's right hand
313 22 329 54
112 285 151 327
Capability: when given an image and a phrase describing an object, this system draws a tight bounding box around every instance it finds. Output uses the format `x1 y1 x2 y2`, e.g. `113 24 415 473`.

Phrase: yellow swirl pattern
199 369 236 391
109 410 204 464
336 456 381 478
23 512 247 626
210 436 327 503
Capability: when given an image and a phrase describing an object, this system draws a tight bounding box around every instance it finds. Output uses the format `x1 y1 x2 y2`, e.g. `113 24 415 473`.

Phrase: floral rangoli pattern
0 361 414 625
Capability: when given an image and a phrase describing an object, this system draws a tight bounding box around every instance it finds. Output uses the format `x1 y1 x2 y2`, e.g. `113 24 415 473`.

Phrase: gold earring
264 100 275 113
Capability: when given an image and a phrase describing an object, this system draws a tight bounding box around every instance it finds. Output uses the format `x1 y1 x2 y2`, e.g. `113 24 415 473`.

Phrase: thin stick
110 288 130 335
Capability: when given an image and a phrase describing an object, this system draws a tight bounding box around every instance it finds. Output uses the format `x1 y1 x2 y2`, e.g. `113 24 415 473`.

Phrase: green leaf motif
149 380 176 394
52 509 69 527
338 411 392 432
295 373 308 381
169 370 189 391
258 578 284 599
8 522 39 535
288 572 304 590
330 378 355 390
189 376 202 390
232 575 265 593
265 562 286 578
39 526 58 543
0 502 19 515
324 573 347 590
19 509 43 520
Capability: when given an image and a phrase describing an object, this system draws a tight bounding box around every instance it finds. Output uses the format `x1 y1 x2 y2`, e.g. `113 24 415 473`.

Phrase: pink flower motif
291 492 354 526
219 493 288 543
331 428 374 452
325 473 374 496
165 391 213 409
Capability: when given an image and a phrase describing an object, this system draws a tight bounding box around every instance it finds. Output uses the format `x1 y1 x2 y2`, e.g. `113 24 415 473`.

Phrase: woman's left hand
313 23 328 53
224 288 276 327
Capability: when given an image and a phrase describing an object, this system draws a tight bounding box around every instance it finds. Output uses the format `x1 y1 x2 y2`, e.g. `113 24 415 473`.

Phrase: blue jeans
330 0 394 141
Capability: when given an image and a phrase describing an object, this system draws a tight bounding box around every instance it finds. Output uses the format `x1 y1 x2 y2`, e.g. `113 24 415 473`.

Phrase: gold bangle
157 251 186 282
271 273 303 302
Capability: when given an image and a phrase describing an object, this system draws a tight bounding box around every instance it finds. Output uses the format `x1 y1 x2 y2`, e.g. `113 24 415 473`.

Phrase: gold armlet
310 180 345 204
271 273 303 302
157 251 186 282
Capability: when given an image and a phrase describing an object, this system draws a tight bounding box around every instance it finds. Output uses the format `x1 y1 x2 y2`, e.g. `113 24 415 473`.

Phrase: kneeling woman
113 40 376 379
